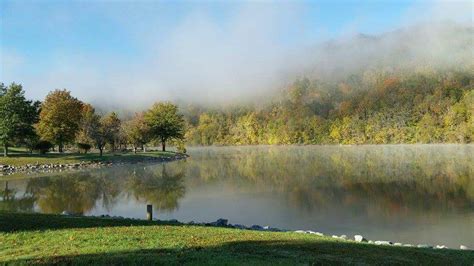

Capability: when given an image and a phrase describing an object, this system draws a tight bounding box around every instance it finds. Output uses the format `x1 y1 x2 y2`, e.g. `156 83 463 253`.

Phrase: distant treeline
1 67 472 154
183 68 473 145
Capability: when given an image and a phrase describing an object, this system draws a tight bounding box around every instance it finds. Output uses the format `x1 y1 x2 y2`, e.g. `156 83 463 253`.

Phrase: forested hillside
183 69 473 145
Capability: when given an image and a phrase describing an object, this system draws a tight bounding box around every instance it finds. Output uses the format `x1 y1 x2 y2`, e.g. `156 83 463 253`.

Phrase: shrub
34 141 53 154
77 143 92 154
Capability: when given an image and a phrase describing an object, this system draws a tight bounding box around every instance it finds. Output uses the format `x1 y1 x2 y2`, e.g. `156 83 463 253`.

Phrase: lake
2 145 473 248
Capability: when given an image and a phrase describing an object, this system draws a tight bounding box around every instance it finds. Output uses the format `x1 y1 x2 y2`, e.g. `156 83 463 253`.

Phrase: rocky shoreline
0 153 188 176
64 213 471 251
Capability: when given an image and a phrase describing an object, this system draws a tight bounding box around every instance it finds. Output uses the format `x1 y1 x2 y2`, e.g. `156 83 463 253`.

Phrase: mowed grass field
0 212 473 265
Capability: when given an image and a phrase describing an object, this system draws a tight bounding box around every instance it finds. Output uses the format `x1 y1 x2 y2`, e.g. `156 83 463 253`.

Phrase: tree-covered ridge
184 69 473 145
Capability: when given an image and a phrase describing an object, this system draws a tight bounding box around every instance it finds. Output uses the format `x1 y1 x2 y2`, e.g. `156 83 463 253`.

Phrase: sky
0 0 472 108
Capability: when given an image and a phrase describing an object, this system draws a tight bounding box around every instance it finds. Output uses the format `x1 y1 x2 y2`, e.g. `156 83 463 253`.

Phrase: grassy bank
0 212 472 265
0 150 178 167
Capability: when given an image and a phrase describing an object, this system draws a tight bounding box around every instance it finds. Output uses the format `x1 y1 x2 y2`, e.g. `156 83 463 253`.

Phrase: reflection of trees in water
0 181 35 212
26 172 104 214
126 164 185 212
13 162 186 215
187 146 474 215
4 146 472 217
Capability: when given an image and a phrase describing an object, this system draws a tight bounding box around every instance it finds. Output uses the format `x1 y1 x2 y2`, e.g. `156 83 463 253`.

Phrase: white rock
394 243 403 246
354 235 368 242
417 244 432 248
460 245 469 250
339 235 347 239
294 230 306 234
435 245 447 249
307 231 324 236
375 241 393 245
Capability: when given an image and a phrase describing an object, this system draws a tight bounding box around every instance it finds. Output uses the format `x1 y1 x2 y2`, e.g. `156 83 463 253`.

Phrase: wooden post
147 204 153 221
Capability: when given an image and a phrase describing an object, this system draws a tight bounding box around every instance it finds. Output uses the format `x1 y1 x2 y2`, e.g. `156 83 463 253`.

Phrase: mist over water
3 145 473 248
1 1 472 109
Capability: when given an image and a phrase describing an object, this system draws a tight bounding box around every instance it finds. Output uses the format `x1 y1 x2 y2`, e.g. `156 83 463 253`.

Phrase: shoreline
0 211 474 265
2 212 472 265
0 152 188 176
34 212 472 251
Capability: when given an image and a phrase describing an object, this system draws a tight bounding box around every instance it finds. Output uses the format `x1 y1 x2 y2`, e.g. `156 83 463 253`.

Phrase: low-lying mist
3 2 473 111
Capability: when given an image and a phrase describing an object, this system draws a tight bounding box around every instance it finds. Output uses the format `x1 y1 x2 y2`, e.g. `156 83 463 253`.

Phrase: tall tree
36 90 83 152
145 102 185 151
76 104 98 145
0 83 40 156
101 112 121 152
123 112 150 153
89 115 107 156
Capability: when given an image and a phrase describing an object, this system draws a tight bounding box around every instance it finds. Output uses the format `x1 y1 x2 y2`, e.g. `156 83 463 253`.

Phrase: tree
101 112 121 152
76 104 97 145
89 115 107 156
74 104 108 156
36 90 83 152
0 83 40 156
123 112 150 153
145 102 185 151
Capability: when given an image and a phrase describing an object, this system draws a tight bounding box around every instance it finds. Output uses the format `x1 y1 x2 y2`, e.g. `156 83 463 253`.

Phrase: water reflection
1 145 473 246
126 164 186 211
3 162 186 214
1 181 35 212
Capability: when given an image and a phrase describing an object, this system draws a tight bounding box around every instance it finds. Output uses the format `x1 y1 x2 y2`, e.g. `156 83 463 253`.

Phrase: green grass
0 151 177 167
0 212 472 265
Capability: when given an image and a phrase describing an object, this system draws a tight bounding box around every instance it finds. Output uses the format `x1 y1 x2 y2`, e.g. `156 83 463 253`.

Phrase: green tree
76 104 98 146
101 112 121 152
89 115 107 156
145 102 185 151
123 112 150 153
36 90 83 152
0 83 40 156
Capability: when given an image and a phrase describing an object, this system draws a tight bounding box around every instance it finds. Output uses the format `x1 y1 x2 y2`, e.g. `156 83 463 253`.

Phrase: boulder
211 218 228 226
417 244 432 248
460 245 469 250
375 241 393 245
250 225 263 230
233 224 247 230
307 231 324 236
354 235 368 242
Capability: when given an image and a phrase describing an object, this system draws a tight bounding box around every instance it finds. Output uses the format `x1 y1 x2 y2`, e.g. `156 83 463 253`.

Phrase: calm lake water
2 145 473 248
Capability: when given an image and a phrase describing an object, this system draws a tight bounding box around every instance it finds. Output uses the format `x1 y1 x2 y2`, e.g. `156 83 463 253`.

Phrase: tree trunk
133 146 137 154
3 144 7 157
99 147 103 157
58 142 63 153
161 141 166 152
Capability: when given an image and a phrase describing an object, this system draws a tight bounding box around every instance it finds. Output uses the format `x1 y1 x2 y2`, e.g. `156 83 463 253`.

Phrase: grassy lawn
0 150 177 167
0 212 472 265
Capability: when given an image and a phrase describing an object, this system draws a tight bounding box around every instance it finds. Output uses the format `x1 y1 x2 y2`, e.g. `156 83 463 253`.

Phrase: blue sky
0 0 471 106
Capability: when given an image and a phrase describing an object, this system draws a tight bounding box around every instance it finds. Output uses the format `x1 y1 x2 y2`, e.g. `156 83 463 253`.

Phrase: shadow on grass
0 212 181 233
6 240 474 265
